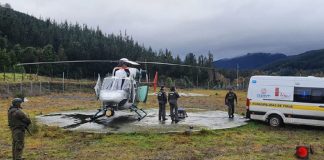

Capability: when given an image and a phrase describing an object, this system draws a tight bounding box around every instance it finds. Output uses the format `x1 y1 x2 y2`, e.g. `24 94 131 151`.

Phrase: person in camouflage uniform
225 88 238 118
8 98 31 160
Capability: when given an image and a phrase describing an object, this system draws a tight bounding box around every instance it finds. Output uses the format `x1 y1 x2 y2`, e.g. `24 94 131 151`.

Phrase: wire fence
0 80 248 98
0 81 96 97
0 71 248 98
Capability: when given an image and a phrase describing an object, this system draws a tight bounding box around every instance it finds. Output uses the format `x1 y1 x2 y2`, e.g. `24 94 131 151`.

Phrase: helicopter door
94 74 101 98
136 85 149 103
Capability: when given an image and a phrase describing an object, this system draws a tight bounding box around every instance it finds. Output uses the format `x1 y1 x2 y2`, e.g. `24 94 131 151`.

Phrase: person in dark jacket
8 98 31 160
157 86 168 121
168 86 180 123
225 88 238 118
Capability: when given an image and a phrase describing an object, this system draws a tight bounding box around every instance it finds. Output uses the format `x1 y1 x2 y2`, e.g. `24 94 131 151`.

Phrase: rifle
25 126 32 136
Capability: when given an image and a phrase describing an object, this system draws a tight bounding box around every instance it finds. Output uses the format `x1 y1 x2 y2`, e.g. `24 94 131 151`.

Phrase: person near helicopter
8 98 31 160
112 58 133 91
225 87 237 118
168 86 180 123
114 58 131 78
157 86 168 121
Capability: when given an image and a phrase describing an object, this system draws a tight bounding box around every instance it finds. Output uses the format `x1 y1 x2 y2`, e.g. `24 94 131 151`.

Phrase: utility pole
236 64 239 89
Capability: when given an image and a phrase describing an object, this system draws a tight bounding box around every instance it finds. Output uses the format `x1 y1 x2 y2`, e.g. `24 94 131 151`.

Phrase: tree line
0 6 215 86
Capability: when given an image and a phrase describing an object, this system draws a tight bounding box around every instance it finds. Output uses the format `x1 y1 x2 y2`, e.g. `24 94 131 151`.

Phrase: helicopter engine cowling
99 90 128 104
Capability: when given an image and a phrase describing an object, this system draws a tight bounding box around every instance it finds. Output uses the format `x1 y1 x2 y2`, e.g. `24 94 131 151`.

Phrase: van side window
311 89 323 103
294 87 324 103
294 87 311 103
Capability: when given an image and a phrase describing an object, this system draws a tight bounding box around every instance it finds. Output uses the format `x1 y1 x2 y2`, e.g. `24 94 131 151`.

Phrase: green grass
2 117 324 159
0 72 94 83
0 73 46 82
1 91 324 159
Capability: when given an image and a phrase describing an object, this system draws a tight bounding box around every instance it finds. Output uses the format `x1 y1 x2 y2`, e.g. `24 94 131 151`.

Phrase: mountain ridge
213 53 287 70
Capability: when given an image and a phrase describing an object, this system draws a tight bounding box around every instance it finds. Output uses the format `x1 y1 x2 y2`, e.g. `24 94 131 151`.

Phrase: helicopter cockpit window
102 78 131 91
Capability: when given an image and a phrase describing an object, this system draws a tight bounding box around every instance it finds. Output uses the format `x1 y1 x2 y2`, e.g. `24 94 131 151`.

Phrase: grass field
0 73 94 83
0 89 324 159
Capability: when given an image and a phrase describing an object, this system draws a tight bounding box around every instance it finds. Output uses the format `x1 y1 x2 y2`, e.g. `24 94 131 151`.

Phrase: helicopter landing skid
91 107 114 121
130 105 147 121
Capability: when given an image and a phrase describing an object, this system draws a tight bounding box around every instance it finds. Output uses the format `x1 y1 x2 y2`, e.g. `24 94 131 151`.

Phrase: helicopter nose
99 90 128 103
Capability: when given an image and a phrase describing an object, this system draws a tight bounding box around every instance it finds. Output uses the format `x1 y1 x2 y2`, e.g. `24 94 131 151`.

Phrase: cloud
3 0 324 59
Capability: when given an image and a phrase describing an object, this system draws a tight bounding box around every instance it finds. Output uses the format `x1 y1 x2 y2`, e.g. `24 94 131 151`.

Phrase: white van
246 76 324 127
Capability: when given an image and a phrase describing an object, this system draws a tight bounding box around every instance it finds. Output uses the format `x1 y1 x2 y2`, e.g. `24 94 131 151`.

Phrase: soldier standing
157 86 168 121
8 98 31 160
225 88 238 118
168 86 180 123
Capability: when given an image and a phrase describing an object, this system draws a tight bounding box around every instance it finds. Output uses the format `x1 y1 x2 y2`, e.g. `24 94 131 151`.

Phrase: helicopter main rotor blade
119 58 140 65
136 61 214 70
15 59 215 70
16 60 119 66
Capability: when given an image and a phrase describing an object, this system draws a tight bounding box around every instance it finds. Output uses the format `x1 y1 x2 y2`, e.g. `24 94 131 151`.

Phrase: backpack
157 91 165 101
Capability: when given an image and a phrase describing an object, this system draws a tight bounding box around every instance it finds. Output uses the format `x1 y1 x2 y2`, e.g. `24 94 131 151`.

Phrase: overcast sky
2 0 324 60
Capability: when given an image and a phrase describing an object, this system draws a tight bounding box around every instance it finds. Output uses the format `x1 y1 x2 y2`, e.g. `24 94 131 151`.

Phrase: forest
0 5 215 87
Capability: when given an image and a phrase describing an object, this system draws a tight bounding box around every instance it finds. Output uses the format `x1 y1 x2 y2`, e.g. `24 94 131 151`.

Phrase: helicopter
92 58 152 121
17 58 214 121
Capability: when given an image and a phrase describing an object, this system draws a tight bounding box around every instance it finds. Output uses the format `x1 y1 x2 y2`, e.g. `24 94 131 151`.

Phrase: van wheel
268 115 283 127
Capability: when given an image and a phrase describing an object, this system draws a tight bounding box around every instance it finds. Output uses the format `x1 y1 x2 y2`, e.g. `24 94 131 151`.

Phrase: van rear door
248 80 294 123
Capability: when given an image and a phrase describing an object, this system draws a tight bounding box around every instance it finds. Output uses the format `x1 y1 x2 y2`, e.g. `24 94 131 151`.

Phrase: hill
263 49 324 75
213 53 287 70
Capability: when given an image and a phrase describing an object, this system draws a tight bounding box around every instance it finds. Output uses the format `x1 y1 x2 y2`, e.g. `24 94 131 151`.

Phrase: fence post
20 82 23 94
30 81 33 95
79 80 81 93
6 82 10 95
13 66 16 82
48 81 50 93
62 72 65 93
39 81 42 94
29 68 32 80
3 66 5 81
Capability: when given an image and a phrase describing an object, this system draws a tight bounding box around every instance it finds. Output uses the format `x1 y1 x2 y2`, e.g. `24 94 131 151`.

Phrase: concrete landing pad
36 109 248 133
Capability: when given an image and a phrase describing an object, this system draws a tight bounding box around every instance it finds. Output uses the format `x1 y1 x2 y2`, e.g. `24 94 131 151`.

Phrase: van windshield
102 77 131 91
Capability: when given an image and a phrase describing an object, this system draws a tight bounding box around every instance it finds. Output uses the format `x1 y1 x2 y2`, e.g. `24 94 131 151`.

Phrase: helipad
37 109 249 133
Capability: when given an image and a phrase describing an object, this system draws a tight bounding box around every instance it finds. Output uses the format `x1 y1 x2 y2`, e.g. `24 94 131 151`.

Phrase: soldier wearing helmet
8 98 31 160
225 87 238 118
